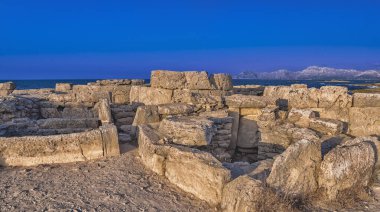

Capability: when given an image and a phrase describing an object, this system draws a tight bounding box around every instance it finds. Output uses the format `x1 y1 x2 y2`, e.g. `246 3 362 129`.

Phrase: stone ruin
1 71 380 210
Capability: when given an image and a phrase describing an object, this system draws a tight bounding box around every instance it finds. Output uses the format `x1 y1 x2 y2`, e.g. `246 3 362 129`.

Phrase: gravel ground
0 145 214 211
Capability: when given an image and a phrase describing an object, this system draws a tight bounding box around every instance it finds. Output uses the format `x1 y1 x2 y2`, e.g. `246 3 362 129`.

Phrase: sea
0 79 379 91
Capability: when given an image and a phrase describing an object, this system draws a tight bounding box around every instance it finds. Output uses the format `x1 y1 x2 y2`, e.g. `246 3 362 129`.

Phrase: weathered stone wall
232 85 264 96
130 70 233 111
0 124 119 167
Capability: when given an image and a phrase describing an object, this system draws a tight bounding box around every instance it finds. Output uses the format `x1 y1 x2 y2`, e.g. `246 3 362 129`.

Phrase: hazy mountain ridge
235 66 380 80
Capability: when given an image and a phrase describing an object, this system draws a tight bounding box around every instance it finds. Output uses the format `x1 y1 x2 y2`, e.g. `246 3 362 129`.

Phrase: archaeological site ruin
1 70 380 211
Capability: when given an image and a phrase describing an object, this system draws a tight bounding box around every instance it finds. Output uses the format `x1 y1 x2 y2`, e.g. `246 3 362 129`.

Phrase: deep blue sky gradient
1 0 380 79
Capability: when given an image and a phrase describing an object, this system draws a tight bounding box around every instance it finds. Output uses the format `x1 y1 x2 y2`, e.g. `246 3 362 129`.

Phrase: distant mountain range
234 66 380 80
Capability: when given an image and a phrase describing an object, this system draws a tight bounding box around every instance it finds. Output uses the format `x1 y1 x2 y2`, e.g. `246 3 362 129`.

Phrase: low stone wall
0 124 119 167
232 85 264 96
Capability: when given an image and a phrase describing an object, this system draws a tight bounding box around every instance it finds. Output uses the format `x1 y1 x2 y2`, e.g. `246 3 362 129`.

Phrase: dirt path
0 145 214 211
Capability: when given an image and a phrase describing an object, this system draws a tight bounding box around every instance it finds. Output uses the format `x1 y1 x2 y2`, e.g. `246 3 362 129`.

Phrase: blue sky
1 0 380 79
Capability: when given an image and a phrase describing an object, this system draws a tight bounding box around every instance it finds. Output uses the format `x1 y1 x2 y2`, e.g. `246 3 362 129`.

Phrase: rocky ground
0 144 214 211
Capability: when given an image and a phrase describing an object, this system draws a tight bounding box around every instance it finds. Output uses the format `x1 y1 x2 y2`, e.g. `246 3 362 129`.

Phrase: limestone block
288 87 319 109
62 107 96 119
37 118 99 129
97 99 113 124
165 146 231 206
353 93 380 107
100 124 120 157
73 85 111 103
210 73 233 91
237 115 259 148
309 118 344 135
111 86 131 104
130 86 173 105
40 107 62 119
132 105 160 126
0 129 105 166
349 107 380 136
55 83 73 92
221 175 291 212
151 70 186 89
310 107 349 122
287 108 317 128
157 103 194 115
318 137 376 200
225 95 277 108
159 117 215 146
0 82 16 90
131 79 145 85
228 107 240 152
239 108 262 117
267 139 321 198
318 86 352 108
291 84 307 89
184 71 214 90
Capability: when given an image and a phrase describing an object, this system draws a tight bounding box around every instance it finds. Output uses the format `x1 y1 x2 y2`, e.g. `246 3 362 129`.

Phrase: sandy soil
0 144 214 211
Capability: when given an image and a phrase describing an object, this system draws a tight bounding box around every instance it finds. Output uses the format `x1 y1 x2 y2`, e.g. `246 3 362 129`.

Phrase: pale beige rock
228 107 240 152
349 107 380 136
210 73 233 90
184 71 213 90
237 115 259 148
310 107 349 122
353 93 380 107
225 95 277 108
221 175 291 212
318 137 376 200
100 124 120 157
157 103 194 115
97 99 113 124
309 118 344 135
287 108 317 128
130 86 173 105
318 86 352 108
158 117 215 146
0 82 16 90
55 83 73 92
267 139 321 198
132 105 160 126
239 108 262 117
151 70 186 89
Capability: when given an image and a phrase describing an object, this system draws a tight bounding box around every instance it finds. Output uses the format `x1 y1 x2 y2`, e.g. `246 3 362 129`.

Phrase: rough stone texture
318 137 376 200
266 139 322 198
0 125 120 166
263 86 319 109
132 105 160 126
287 108 317 128
172 89 226 110
138 125 231 206
349 107 380 136
97 99 113 124
55 83 73 92
130 86 173 105
151 70 186 89
157 103 194 115
221 175 291 212
227 107 240 153
353 93 380 107
0 82 16 97
210 73 233 91
309 118 344 135
158 117 215 146
318 86 352 108
225 95 277 108
237 115 259 148
310 107 350 122
184 71 213 90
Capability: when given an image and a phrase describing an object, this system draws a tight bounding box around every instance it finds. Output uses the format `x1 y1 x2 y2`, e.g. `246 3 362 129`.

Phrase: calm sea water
0 79 379 91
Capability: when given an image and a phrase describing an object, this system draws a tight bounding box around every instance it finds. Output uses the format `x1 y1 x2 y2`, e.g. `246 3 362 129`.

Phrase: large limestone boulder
349 107 380 136
157 103 194 115
97 99 113 124
0 82 16 97
130 86 173 105
221 175 292 212
266 139 322 198
55 83 73 92
210 73 233 91
138 125 231 206
353 93 380 107
318 137 376 200
184 71 214 90
237 115 259 148
225 95 277 108
151 70 186 89
263 86 319 109
309 118 344 135
158 116 215 146
287 108 317 128
318 86 352 108
132 105 160 126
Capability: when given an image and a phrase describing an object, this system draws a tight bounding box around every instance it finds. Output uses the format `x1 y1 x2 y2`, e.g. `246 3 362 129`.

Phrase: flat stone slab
158 103 194 115
353 93 380 107
225 95 277 108
309 118 344 135
159 116 215 146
